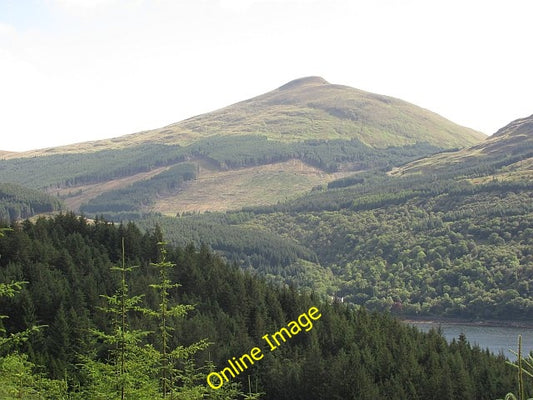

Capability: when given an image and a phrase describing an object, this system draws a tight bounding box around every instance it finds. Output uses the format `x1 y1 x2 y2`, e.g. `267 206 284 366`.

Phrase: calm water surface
407 321 533 358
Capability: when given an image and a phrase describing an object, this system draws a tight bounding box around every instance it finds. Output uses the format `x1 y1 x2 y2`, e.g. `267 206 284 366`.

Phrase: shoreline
398 315 533 329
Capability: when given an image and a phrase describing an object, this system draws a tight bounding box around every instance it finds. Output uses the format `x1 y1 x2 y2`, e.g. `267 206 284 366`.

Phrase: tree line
0 136 443 191
0 182 63 223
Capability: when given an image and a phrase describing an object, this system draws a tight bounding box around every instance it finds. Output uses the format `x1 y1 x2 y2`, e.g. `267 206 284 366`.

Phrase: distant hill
390 113 533 180
0 77 485 217
132 76 484 149
8 76 484 158
0 151 16 158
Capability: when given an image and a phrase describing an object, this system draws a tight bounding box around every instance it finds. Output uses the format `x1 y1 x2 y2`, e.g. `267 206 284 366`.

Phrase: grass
152 159 352 214
5 77 484 159
53 158 354 214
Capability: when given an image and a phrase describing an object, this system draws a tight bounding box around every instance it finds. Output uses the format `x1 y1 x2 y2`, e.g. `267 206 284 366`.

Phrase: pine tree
500 335 533 400
147 242 262 400
78 238 159 399
147 242 209 399
0 228 68 399
0 228 44 353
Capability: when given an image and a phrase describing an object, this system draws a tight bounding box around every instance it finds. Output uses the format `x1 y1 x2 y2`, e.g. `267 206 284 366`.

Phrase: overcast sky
1 0 532 152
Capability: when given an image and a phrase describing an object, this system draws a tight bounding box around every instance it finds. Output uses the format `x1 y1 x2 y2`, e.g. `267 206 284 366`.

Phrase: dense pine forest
0 183 63 222
0 137 442 192
0 213 523 399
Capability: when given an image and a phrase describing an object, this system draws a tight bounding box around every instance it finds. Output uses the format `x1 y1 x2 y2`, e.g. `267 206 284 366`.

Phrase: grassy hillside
152 159 352 215
6 77 484 159
142 115 532 320
390 113 533 180
0 77 485 217
149 76 484 148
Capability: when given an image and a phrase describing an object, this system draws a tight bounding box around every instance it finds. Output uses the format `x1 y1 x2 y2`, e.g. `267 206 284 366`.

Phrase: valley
0 77 531 399
1 79 530 323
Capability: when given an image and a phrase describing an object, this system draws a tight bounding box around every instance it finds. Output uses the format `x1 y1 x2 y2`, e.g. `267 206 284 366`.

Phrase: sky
0 0 532 152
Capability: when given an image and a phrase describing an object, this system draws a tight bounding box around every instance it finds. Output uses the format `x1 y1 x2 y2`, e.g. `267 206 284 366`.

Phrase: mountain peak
277 76 329 90
492 114 533 138
8 76 484 158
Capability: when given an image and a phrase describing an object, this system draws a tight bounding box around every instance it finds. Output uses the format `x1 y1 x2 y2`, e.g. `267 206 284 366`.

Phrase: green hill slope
146 115 532 320
0 214 518 399
0 182 63 222
149 76 485 148
8 76 482 157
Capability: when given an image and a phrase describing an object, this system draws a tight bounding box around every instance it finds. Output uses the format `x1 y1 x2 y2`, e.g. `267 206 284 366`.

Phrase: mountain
493 113 533 138
390 113 533 180
147 114 532 320
0 77 484 219
8 76 483 158
123 76 484 149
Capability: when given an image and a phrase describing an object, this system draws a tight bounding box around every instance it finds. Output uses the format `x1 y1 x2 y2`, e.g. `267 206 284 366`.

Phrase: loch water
407 321 533 358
